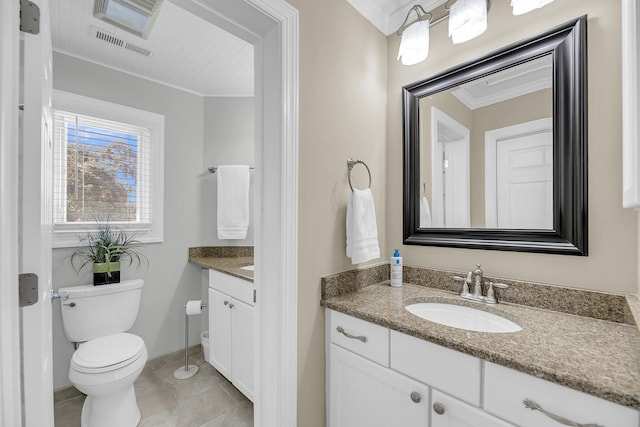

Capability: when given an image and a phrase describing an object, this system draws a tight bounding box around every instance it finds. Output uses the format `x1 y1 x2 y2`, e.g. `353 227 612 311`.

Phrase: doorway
0 1 299 426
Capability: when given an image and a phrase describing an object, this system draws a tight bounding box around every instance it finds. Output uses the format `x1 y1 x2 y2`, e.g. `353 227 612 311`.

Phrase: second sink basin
405 302 522 333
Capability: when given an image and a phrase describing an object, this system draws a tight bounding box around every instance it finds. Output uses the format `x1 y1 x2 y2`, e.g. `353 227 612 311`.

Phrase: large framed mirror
403 16 587 255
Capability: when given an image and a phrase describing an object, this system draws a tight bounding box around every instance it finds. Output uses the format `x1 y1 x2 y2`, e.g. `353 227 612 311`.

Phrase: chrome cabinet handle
410 392 421 403
433 402 445 415
224 300 229 306
523 399 603 427
229 303 234 309
335 326 367 343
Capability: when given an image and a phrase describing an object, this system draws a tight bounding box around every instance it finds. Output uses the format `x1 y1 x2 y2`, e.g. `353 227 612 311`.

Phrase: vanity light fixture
397 6 432 65
511 0 554 16
448 0 488 44
94 0 164 39
396 1 490 66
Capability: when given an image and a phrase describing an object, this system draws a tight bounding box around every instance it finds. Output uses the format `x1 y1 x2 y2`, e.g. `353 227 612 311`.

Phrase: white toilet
60 279 148 427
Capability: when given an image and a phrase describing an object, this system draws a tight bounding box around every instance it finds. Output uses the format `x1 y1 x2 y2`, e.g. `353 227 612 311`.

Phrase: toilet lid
71 333 145 373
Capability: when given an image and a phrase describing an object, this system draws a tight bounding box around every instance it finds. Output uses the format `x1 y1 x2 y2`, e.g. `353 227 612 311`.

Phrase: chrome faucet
452 264 509 304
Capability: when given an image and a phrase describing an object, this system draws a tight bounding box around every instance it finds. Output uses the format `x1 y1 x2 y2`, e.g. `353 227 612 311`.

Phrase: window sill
52 225 163 249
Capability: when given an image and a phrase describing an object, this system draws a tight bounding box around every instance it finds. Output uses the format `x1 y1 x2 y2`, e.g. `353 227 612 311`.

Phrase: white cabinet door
209 288 232 380
231 298 254 402
329 344 430 427
431 390 514 427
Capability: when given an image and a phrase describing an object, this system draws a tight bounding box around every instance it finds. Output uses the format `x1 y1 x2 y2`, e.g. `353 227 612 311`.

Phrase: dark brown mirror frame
403 16 587 255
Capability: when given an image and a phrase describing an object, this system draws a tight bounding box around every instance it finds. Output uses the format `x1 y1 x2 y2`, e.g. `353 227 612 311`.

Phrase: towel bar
208 166 255 174
347 158 371 191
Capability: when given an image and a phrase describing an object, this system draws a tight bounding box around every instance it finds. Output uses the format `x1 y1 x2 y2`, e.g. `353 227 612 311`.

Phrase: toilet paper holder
174 300 207 380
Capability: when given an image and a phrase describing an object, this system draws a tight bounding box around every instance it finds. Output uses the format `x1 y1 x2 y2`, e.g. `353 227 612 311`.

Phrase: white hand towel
420 196 432 227
217 165 250 240
346 188 380 264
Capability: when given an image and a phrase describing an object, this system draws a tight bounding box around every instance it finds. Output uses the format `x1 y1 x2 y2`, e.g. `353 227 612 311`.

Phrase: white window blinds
52 90 164 247
53 110 152 225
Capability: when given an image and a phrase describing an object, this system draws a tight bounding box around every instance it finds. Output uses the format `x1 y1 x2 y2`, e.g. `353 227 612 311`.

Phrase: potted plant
71 222 147 286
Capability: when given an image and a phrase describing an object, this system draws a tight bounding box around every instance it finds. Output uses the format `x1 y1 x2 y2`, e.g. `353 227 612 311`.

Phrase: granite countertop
188 246 254 282
321 271 640 409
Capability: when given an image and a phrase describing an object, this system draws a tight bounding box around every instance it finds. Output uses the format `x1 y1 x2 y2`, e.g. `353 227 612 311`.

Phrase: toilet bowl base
80 385 140 427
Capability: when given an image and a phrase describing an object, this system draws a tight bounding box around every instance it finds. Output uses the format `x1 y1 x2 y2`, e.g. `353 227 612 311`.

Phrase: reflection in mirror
419 55 553 229
403 17 587 255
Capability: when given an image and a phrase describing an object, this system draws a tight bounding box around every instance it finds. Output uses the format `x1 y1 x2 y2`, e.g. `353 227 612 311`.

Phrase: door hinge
20 0 40 35
19 273 38 307
253 289 256 303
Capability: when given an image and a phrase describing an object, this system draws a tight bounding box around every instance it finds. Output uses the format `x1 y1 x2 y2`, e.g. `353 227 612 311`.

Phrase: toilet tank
59 279 144 343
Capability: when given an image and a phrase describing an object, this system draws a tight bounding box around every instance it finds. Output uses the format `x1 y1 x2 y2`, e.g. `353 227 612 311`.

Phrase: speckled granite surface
188 246 254 282
321 266 640 409
402 265 630 324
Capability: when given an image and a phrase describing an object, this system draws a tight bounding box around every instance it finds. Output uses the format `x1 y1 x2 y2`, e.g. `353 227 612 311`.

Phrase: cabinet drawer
208 269 254 305
329 310 389 366
484 362 640 427
390 330 481 406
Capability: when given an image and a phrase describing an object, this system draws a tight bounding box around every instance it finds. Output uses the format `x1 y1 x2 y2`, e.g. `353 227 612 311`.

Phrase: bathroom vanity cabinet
208 269 254 402
326 309 639 427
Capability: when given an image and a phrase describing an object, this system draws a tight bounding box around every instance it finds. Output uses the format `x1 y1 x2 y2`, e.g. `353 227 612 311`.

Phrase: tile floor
54 346 253 427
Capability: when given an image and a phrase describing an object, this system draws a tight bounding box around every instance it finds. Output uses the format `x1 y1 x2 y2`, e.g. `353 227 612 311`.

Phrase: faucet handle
485 282 509 304
452 276 466 282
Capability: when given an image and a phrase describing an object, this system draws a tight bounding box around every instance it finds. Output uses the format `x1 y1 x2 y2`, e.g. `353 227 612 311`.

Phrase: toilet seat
71 333 145 374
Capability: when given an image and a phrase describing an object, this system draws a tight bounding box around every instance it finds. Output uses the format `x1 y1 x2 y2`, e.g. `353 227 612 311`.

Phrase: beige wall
287 0 388 426
386 0 637 294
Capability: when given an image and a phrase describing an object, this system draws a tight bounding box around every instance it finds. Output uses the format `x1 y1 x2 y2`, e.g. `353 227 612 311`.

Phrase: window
52 90 164 247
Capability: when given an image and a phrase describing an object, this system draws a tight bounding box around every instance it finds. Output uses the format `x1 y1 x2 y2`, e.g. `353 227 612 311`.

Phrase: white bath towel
346 188 380 264
420 196 432 227
217 165 250 240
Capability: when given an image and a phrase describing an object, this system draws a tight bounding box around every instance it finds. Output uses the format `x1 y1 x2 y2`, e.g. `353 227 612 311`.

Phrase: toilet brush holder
174 300 206 380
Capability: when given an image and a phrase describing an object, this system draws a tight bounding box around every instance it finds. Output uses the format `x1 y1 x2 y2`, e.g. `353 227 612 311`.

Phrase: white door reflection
485 118 553 229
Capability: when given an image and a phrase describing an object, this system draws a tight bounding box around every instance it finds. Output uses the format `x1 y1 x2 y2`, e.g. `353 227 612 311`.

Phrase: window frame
52 90 164 248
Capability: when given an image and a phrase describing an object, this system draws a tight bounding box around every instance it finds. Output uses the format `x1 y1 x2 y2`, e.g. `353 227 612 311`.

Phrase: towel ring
347 158 372 191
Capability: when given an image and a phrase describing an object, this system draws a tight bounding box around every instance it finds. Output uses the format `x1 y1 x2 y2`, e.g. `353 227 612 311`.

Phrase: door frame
484 117 552 228
0 0 299 426
0 0 23 425
430 106 470 228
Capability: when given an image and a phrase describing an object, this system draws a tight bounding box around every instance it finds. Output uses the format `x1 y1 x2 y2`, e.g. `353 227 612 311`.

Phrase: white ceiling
344 0 447 35
50 0 254 97
50 0 478 96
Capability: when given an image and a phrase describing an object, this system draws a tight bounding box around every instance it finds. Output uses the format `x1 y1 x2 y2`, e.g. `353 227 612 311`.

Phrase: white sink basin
405 303 522 333
240 265 254 271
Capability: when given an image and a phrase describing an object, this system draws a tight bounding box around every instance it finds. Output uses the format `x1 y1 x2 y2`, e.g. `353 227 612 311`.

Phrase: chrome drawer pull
432 402 445 415
336 326 367 343
410 392 421 403
523 399 603 427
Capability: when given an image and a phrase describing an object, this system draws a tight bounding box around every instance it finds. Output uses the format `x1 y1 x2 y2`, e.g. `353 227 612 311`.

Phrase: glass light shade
448 0 487 44
511 0 554 15
397 20 430 66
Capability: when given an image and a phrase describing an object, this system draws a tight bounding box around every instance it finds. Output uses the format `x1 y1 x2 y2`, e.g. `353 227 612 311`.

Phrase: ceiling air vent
93 26 125 47
90 26 154 57
124 42 152 57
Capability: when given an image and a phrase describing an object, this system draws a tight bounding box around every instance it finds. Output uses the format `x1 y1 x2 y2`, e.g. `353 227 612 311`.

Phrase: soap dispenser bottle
390 249 403 288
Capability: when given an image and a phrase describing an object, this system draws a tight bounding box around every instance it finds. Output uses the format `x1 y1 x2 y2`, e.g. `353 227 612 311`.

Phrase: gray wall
202 97 255 245
52 52 207 390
